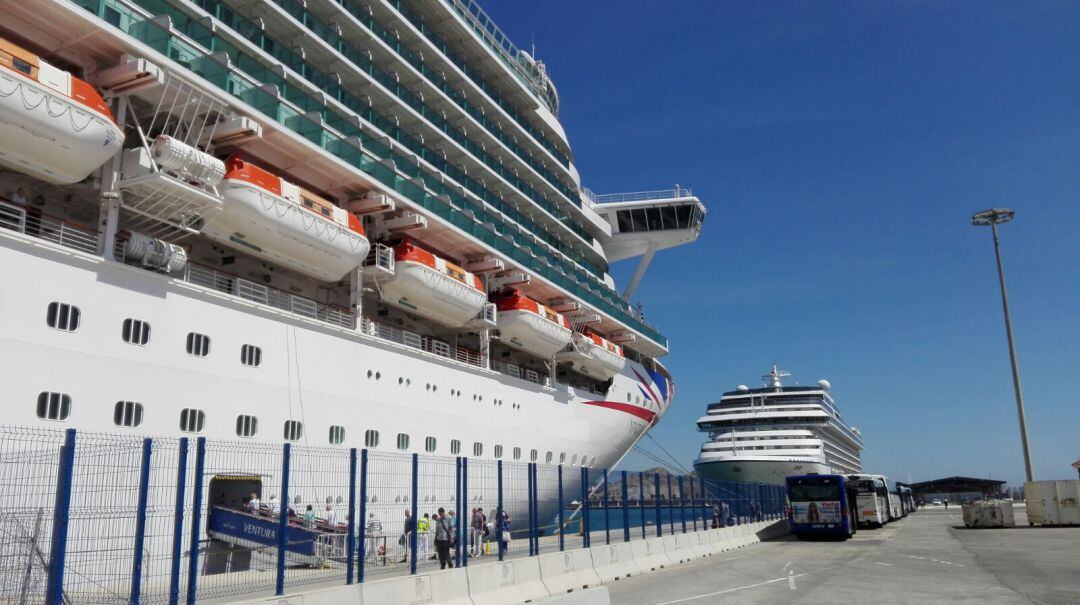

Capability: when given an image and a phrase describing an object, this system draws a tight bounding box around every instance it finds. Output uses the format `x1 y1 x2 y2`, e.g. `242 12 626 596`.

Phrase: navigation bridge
587 187 707 298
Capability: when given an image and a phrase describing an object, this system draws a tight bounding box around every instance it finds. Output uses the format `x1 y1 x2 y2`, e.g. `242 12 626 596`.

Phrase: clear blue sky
485 1 1080 486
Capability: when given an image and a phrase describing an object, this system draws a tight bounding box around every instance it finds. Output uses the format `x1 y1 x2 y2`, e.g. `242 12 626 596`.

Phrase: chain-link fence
0 426 787 604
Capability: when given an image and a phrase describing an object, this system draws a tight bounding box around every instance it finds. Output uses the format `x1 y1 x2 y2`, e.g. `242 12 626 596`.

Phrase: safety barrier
467 557 548 605
538 549 602 594
588 542 639 583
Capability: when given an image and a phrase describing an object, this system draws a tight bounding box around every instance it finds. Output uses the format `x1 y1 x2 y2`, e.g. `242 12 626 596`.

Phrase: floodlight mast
971 208 1033 483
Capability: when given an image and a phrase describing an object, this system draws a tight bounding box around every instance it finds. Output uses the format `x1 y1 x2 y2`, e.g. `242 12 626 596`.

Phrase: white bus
878 475 903 521
847 474 888 527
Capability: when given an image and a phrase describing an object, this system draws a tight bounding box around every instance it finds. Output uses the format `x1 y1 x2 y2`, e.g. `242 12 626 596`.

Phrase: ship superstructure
0 0 704 520
694 366 863 485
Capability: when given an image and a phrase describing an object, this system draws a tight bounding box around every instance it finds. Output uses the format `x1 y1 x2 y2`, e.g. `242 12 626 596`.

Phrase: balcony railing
0 201 100 255
583 186 694 205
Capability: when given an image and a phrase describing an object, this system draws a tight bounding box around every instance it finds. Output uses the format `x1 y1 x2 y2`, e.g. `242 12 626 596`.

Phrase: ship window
186 332 210 357
571 454 578 466
397 433 410 450
616 210 633 233
530 449 538 462
114 401 144 428
675 204 692 228
13 57 33 75
241 344 262 367
329 425 345 444
365 430 379 448
284 420 303 441
320 207 331 217
425 436 437 452
494 445 503 459
180 408 205 433
545 451 553 464
590 456 598 467
513 447 521 460
103 5 122 27
122 318 151 345
46 302 80 332
36 392 71 421
559 452 566 464
302 198 314 209
236 414 258 438
450 440 461 455
473 442 483 457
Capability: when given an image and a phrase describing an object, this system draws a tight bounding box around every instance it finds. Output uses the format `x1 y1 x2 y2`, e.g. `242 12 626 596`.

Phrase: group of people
709 500 761 528
243 492 343 531
361 506 512 570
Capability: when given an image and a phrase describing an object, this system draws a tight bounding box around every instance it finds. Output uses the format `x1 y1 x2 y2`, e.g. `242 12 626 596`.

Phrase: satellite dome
736 385 749 392
817 379 831 391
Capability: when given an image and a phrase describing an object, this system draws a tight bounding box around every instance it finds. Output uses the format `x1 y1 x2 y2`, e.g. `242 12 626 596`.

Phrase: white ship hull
695 458 832 486
0 230 664 517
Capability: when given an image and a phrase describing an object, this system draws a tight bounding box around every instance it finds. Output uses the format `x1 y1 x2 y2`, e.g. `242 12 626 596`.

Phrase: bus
847 474 888 527
786 474 856 540
880 476 903 520
899 486 916 515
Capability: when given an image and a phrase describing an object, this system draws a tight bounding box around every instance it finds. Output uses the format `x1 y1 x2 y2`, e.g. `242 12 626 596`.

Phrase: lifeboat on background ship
378 240 487 327
557 328 626 380
0 38 124 184
203 155 370 281
492 289 573 358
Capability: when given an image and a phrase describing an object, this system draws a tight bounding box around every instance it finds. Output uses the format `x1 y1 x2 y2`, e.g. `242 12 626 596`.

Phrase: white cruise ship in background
694 366 863 485
0 0 704 514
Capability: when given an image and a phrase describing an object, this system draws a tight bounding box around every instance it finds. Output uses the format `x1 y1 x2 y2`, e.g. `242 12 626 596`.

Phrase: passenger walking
721 501 731 526
448 511 458 559
470 508 484 557
325 504 338 527
365 512 382 562
434 508 455 569
302 505 316 528
497 509 511 557
267 494 280 517
399 509 414 563
246 492 261 514
418 513 431 559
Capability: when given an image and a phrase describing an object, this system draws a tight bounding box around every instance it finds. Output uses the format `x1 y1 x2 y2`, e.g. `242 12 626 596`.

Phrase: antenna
762 364 790 390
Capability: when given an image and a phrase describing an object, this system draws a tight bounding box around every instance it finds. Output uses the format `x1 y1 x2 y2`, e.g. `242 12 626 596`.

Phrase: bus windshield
848 479 875 493
789 482 841 501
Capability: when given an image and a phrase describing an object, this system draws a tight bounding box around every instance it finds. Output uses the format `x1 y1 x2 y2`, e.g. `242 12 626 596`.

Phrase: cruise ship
0 0 703 516
694 366 863 485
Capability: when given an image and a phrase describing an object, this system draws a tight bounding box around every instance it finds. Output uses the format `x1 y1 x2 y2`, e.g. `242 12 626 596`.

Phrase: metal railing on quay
0 425 787 604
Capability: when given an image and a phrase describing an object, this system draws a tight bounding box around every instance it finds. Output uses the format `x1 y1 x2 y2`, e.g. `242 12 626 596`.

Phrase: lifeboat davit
378 240 487 327
557 329 626 380
203 156 370 281
493 289 572 358
0 38 124 184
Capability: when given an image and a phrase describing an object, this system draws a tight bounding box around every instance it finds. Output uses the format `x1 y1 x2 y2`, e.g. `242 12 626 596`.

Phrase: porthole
241 344 262 367
122 318 150 345
283 420 303 441
36 392 71 421
530 449 538 462
329 425 346 445
113 401 144 428
397 433 410 450
425 436 437 452
365 430 380 448
236 414 258 438
545 451 553 464
494 445 503 459
46 302 80 332
180 408 205 433
513 447 521 460
450 440 461 455
186 332 211 357
473 442 483 457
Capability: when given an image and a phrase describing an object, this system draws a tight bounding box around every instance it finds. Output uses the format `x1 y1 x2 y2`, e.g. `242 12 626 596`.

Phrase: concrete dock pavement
608 507 1080 605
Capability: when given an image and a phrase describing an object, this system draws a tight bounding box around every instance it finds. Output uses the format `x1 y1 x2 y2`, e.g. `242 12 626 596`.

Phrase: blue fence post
130 437 152 605
654 473 662 537
168 437 189 605
638 471 646 540
603 469 610 545
186 437 206 605
45 428 76 605
346 448 357 585
689 479 698 531
410 453 419 575
276 443 290 596
461 457 468 568
532 463 539 556
620 471 629 543
678 476 687 534
358 449 368 582
700 477 708 530
456 457 464 566
526 463 535 556
667 474 675 535
557 465 565 552
497 459 505 561
580 467 590 548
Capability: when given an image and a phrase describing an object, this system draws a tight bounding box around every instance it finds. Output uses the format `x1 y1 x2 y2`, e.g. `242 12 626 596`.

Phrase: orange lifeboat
378 240 488 327
0 38 124 184
492 289 573 358
557 328 626 380
202 155 370 281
